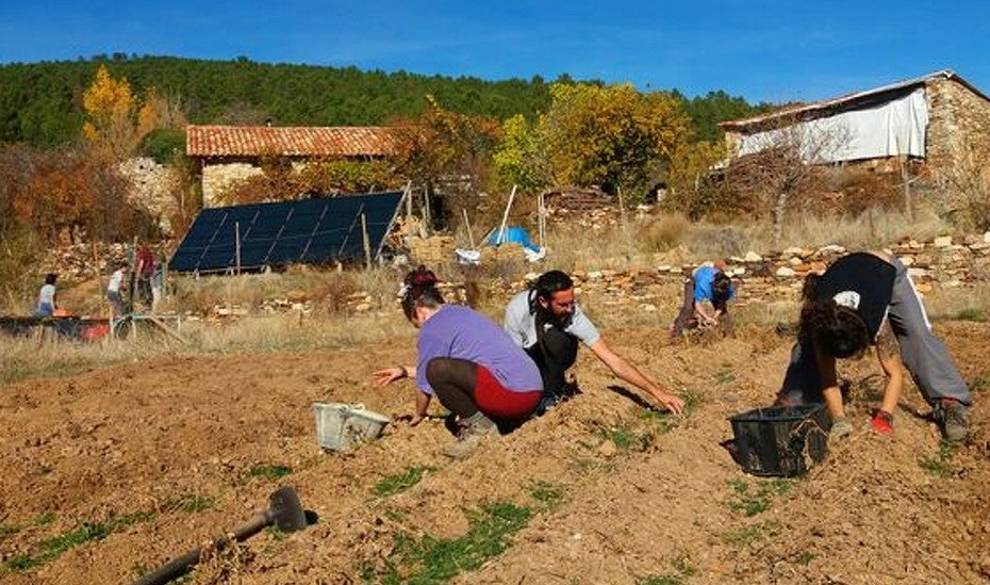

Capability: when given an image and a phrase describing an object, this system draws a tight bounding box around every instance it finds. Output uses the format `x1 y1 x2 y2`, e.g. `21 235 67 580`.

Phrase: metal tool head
267 486 308 533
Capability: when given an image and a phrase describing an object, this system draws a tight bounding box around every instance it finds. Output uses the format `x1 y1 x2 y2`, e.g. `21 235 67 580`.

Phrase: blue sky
1 1 988 103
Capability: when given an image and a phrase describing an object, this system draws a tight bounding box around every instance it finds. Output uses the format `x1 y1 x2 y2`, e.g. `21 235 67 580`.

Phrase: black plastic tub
728 404 832 477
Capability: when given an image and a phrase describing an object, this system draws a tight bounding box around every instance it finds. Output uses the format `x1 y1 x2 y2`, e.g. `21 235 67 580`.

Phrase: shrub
641 213 690 252
139 128 186 164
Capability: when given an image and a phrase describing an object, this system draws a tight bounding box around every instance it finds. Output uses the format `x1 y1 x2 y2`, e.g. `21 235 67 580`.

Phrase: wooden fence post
361 213 372 270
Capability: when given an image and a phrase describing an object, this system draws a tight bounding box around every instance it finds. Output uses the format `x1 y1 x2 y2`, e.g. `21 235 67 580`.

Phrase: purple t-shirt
416 305 543 395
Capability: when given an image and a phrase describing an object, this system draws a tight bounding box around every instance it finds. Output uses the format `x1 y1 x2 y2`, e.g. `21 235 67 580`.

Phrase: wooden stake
538 193 547 248
423 187 431 231
462 209 476 249
404 180 413 218
617 185 627 227
497 185 518 246
361 213 372 270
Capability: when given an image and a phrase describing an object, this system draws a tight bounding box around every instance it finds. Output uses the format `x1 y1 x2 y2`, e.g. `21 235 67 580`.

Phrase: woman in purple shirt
375 266 543 459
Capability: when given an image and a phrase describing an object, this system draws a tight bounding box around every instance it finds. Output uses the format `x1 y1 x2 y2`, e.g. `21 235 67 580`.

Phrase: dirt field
0 322 988 585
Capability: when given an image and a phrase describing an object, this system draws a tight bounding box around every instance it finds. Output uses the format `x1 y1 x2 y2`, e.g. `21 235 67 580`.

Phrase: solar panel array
169 192 403 273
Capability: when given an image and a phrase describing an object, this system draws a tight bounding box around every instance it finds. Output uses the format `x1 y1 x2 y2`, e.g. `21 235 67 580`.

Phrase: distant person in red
135 245 155 309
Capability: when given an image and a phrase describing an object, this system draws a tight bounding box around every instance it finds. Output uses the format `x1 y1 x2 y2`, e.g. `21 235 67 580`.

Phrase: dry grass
3 278 987 389
541 207 949 272
165 265 406 315
0 312 414 387
923 285 990 322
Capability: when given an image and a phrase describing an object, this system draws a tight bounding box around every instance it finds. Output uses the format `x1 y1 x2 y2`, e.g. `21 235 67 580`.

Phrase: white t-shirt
107 269 124 293
503 290 601 349
37 284 56 307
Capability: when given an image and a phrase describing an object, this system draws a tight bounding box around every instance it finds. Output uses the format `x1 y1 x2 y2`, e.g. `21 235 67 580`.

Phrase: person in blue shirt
670 264 736 338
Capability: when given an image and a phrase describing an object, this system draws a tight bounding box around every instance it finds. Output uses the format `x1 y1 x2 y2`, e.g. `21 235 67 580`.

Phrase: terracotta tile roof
186 125 396 158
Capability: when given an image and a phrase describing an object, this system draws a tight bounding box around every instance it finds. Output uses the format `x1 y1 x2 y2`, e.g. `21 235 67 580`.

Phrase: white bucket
312 403 390 452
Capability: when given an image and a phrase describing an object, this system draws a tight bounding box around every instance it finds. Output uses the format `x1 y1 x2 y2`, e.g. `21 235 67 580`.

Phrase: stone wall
925 77 990 181
201 160 265 207
117 157 180 235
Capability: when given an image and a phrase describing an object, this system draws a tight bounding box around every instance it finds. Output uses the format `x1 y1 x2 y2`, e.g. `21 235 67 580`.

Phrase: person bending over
776 251 972 442
670 264 736 338
375 266 544 459
503 270 684 414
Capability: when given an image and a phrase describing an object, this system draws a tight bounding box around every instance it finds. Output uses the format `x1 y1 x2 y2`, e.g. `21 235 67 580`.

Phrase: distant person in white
504 270 684 415
106 264 129 316
35 273 58 317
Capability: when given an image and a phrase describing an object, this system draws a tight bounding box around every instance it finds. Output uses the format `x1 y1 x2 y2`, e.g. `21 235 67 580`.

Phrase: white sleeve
503 296 526 347
567 306 601 346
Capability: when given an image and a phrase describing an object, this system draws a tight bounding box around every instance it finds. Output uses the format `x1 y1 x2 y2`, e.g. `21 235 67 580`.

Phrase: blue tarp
484 226 540 252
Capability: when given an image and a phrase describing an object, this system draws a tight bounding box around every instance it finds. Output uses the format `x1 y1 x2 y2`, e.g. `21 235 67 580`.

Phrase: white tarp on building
736 88 929 163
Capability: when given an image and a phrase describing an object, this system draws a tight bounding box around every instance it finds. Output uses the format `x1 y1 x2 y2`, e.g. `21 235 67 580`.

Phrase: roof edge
720 70 990 131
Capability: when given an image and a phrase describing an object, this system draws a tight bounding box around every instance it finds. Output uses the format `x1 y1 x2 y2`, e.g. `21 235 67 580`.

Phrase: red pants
474 366 541 420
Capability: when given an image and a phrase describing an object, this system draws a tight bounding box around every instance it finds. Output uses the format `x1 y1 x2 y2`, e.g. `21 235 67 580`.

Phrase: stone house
186 125 395 207
719 70 990 180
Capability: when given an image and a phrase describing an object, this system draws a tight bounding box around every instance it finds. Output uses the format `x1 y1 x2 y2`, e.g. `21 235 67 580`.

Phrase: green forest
0 55 771 147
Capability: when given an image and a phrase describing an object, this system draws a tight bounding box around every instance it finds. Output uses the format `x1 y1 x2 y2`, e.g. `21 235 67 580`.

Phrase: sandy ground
0 323 988 585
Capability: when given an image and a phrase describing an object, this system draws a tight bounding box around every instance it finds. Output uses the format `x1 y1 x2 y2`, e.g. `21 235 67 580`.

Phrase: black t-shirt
815 252 896 341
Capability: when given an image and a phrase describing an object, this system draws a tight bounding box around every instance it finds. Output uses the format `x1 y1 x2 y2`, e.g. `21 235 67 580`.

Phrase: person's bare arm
694 301 717 325
587 339 685 414
875 322 904 414
372 366 427 426
814 343 843 419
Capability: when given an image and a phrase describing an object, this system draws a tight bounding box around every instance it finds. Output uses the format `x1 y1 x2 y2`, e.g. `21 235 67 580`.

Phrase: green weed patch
367 502 532 584
248 464 293 480
918 441 957 478
727 478 792 517
4 511 153 571
373 466 434 497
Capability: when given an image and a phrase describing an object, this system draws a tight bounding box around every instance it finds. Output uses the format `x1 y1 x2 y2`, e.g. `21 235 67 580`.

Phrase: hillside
0 55 769 146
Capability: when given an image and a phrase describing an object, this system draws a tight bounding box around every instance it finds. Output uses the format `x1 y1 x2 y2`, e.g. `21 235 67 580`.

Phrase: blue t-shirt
416 305 543 395
693 266 735 303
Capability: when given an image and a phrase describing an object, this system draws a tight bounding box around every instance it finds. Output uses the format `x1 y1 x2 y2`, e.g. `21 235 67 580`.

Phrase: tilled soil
0 323 987 585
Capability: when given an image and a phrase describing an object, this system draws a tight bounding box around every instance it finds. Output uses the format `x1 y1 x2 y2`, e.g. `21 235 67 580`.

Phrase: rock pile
39 232 990 319
37 242 171 282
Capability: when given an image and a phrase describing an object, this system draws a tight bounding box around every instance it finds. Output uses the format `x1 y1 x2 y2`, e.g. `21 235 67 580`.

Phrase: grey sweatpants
777 258 972 406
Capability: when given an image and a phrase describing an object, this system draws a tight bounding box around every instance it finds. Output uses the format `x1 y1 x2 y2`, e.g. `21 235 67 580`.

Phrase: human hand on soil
393 413 425 426
374 366 407 386
829 418 854 440
655 391 685 415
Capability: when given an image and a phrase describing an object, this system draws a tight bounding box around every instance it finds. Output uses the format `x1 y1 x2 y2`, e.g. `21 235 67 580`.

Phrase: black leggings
425 357 479 418
525 327 579 396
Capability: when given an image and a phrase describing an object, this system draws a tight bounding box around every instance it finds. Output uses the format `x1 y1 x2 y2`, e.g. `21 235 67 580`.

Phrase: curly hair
799 273 869 358
401 265 445 321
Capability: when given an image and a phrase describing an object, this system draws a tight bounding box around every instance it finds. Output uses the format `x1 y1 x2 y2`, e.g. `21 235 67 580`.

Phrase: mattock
131 486 309 585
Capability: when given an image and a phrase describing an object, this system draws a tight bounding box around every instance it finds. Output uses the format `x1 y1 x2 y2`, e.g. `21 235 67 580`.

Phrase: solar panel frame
169 191 405 273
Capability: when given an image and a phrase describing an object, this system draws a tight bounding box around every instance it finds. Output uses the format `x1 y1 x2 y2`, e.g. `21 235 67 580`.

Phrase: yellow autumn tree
137 85 188 137
539 83 692 199
82 65 140 160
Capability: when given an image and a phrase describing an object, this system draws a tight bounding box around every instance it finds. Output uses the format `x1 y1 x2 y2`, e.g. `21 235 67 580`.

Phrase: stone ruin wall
925 77 990 182
200 159 265 208
116 157 180 236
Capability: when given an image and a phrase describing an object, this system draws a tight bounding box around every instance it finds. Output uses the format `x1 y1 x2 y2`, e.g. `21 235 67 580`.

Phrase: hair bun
406 265 439 289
